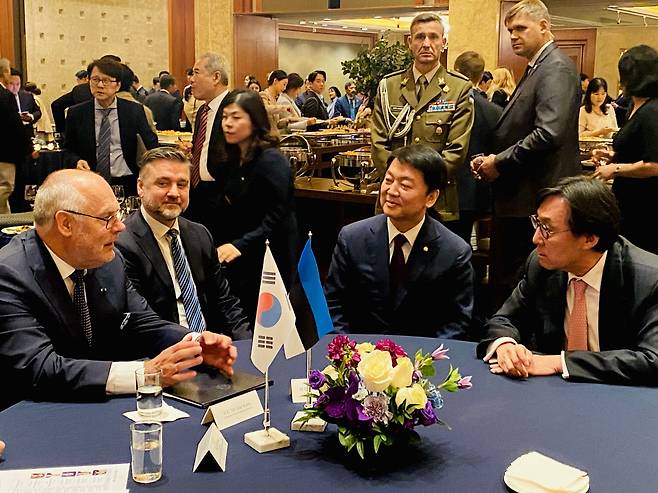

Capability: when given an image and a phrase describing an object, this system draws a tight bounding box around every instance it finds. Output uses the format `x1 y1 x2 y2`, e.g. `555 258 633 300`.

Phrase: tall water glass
130 422 163 483
135 368 163 417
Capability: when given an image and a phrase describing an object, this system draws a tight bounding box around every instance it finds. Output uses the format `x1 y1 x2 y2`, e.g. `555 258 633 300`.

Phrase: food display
1 225 33 235
331 146 379 192
156 130 193 145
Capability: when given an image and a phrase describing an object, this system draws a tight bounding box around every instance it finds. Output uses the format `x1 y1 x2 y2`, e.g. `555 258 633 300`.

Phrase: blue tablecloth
1 336 657 492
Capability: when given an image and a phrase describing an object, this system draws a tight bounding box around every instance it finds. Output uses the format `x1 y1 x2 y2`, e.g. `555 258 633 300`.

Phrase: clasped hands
144 331 237 387
470 154 499 182
591 147 617 181
490 342 562 378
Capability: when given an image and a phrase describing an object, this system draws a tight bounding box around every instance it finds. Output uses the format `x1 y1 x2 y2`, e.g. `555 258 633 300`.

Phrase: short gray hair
33 175 87 227
199 52 229 86
139 147 191 178
505 0 551 26
410 12 447 35
0 58 10 76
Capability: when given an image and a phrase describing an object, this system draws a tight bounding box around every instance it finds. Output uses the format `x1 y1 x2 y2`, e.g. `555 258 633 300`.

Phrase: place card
193 423 228 472
201 390 263 429
290 378 310 404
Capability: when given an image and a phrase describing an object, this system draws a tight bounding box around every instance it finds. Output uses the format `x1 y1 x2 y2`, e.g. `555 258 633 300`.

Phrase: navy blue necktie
71 270 93 346
389 234 408 294
96 107 112 182
166 229 205 332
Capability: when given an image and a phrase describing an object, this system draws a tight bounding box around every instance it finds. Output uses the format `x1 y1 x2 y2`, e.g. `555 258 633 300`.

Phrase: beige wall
24 0 169 108
448 0 499 73
279 31 370 98
595 27 658 96
194 0 233 86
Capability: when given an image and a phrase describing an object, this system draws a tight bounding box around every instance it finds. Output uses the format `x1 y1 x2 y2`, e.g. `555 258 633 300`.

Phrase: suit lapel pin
443 86 450 93
401 77 409 86
423 246 429 252
100 287 107 293
438 77 445 86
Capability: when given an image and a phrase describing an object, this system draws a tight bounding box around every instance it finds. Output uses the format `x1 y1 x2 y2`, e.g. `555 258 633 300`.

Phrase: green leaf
373 435 382 454
356 440 365 459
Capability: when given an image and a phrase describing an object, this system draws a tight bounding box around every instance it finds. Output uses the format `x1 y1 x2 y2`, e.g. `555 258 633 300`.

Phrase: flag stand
290 348 327 432
244 368 290 453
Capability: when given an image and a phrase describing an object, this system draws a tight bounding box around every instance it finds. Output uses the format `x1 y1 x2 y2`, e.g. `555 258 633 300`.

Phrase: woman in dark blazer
593 45 658 254
209 89 298 321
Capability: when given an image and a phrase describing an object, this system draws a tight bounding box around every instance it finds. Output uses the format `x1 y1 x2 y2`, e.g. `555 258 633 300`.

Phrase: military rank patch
428 100 456 112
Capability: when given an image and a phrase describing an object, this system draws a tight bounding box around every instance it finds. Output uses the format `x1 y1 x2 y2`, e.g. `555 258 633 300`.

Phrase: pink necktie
567 279 588 351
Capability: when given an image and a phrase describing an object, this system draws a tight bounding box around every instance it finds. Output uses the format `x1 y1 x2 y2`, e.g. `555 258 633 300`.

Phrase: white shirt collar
567 250 608 293
43 243 77 281
94 97 118 110
207 89 228 113
387 215 425 250
528 39 554 67
413 64 441 85
140 206 179 240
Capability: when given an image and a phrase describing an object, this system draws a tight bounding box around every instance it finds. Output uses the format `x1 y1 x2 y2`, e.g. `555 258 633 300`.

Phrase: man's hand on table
490 343 562 378
144 338 203 387
198 331 238 377
217 243 241 263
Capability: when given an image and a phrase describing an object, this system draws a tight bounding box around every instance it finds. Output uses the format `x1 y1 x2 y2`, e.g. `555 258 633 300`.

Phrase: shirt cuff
483 337 518 362
105 361 144 395
561 351 570 379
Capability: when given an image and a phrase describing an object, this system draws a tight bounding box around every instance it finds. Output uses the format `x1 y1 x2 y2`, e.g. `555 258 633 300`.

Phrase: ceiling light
373 16 382 19
361 27 368 30
299 20 306 24
323 18 331 21
342 25 348 28
321 23 328 27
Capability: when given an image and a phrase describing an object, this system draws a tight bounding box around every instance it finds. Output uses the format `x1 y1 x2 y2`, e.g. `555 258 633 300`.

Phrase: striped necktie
566 279 588 351
96 107 112 182
71 270 93 346
166 229 205 332
190 103 209 188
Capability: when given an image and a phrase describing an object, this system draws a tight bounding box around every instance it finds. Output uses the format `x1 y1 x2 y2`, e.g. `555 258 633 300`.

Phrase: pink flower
457 375 473 390
375 339 407 367
327 335 354 361
431 344 450 360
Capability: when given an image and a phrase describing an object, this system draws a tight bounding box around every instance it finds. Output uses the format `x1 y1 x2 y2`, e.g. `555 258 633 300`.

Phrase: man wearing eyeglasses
0 169 237 409
64 58 158 196
477 176 658 385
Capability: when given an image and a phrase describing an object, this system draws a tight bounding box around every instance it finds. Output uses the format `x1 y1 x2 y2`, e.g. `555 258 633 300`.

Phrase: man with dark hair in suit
144 74 183 131
51 69 94 133
131 74 148 103
181 52 230 244
478 176 658 385
301 70 329 121
325 144 474 339
0 58 31 214
451 51 501 244
117 148 251 340
333 80 362 121
7 68 42 137
0 169 237 409
65 58 158 196
472 0 580 310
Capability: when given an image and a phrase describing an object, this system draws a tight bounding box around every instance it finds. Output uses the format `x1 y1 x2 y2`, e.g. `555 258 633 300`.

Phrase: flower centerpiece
297 336 472 459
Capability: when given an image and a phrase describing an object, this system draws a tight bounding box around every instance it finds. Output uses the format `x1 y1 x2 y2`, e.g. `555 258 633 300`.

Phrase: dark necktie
511 65 533 98
191 103 209 188
71 270 93 346
166 229 205 332
389 234 408 293
417 75 428 104
96 107 112 182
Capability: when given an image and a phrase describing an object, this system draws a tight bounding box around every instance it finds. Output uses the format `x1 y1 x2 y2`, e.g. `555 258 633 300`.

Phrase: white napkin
504 451 589 493
123 401 189 423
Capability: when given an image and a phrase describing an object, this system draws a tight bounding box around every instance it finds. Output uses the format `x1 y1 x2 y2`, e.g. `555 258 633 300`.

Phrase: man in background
145 74 183 131
333 80 363 121
131 74 148 103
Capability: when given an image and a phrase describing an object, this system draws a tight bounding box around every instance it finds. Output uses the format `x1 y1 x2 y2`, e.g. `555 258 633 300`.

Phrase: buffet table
1 336 656 492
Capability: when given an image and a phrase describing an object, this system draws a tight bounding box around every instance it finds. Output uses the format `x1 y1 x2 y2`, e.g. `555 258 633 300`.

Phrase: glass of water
130 422 163 484
24 185 38 209
112 185 125 207
135 368 163 417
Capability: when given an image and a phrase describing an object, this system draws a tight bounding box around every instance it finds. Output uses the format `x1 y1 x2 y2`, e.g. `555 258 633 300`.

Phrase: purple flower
412 369 422 383
418 401 438 426
362 394 392 424
431 344 450 360
457 375 473 390
322 372 371 424
308 370 326 390
375 339 407 366
328 335 352 361
314 393 330 409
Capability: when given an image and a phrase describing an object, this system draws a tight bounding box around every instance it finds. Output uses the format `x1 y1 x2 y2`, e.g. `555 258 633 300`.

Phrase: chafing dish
331 147 379 192
279 134 316 178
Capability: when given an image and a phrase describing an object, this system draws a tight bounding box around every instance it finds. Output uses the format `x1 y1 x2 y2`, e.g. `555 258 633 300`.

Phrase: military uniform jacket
371 64 474 221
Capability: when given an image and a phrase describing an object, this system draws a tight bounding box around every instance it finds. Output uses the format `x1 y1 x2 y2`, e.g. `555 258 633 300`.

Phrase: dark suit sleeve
301 96 320 119
440 243 474 339
495 60 579 174
63 106 84 165
171 98 184 132
23 93 42 123
333 98 348 119
51 91 74 133
323 228 352 333
135 104 159 150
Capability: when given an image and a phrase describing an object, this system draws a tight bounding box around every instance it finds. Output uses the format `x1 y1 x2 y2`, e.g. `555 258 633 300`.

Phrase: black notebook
164 367 269 408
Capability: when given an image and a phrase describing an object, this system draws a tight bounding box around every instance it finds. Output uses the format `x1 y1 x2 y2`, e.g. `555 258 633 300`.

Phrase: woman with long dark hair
211 89 299 320
593 45 658 253
579 77 618 138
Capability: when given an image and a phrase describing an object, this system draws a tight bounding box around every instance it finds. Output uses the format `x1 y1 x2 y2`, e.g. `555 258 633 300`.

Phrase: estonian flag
287 237 334 352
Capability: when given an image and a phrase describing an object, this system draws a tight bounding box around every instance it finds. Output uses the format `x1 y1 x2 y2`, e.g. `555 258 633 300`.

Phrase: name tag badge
428 100 456 113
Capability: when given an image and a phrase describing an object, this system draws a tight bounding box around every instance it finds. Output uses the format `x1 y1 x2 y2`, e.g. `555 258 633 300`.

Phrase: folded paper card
504 451 589 493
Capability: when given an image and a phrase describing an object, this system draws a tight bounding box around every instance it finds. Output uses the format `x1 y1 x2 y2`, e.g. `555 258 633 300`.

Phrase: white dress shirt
94 98 132 177
199 89 228 182
44 244 143 394
387 216 425 262
140 207 195 328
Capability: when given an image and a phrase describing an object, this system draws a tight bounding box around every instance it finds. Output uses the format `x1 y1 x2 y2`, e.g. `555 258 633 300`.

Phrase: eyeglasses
529 214 570 240
62 209 125 229
89 76 118 86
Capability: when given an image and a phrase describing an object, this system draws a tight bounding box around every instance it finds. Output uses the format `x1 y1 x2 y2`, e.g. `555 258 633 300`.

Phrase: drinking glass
24 185 38 209
135 368 163 417
124 196 142 213
130 422 163 484
112 185 125 206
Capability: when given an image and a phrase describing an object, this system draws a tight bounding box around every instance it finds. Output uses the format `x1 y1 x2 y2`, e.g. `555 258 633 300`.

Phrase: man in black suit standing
301 70 329 121
0 58 31 213
65 58 158 196
117 148 251 340
472 0 580 309
7 68 42 137
478 176 658 386
131 74 148 103
144 74 183 131
181 52 230 244
0 169 238 409
51 70 94 133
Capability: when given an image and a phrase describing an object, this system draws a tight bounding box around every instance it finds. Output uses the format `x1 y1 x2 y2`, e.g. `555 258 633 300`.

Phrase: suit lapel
399 67 417 108
418 65 448 110
544 270 568 350
132 212 176 293
178 219 203 289
116 98 131 162
598 245 626 349
367 216 391 297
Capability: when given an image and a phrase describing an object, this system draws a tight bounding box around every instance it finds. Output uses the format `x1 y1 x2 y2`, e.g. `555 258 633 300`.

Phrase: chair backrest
0 212 34 228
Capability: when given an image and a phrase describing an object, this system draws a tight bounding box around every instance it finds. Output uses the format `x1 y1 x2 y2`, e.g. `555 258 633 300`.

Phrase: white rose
357 349 394 392
390 357 414 388
322 364 339 381
395 383 428 410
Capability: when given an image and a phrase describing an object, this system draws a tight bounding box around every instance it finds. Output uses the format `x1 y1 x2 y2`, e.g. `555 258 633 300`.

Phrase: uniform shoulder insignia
446 70 470 82
383 68 407 79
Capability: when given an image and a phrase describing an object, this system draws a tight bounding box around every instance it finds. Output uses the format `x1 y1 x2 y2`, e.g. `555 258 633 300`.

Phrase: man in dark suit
472 0 580 310
65 58 158 196
325 144 474 339
51 70 94 133
7 68 42 137
144 74 183 131
333 80 362 121
0 169 238 409
478 176 658 385
301 70 329 121
450 51 501 244
131 74 148 103
181 52 230 244
0 58 31 214
117 148 251 340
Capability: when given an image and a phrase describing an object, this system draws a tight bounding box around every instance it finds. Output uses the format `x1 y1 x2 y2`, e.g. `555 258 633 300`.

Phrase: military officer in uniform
371 12 474 222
